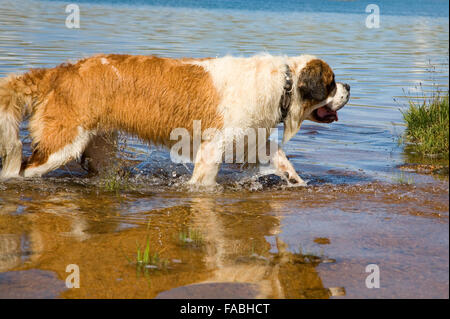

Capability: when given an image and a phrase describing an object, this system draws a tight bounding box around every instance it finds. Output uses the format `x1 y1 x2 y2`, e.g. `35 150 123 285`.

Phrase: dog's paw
282 171 308 187
0 172 23 181
187 176 218 188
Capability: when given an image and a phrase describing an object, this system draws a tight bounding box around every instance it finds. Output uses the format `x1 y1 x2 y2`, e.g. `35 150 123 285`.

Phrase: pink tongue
317 107 338 121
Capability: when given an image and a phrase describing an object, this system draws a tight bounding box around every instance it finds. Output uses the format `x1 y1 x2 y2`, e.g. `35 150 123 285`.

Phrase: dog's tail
0 72 39 178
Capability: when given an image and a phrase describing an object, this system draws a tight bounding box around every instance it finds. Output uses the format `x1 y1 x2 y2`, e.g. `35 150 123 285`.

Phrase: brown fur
298 59 335 102
294 59 336 120
3 55 222 169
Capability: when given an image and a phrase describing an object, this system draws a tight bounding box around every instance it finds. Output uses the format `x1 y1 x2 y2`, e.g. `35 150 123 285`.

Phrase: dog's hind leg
0 110 22 179
0 75 26 179
23 126 94 178
81 130 118 175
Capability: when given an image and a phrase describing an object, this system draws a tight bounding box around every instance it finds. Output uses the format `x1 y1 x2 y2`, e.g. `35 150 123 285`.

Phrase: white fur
190 54 317 132
329 82 350 111
187 54 345 186
189 138 223 186
270 145 307 186
23 127 95 178
0 110 22 179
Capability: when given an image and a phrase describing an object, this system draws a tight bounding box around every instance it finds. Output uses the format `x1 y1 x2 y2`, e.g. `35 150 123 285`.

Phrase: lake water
0 0 448 298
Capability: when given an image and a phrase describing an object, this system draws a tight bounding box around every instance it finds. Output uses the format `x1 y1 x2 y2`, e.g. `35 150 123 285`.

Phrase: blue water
47 0 450 18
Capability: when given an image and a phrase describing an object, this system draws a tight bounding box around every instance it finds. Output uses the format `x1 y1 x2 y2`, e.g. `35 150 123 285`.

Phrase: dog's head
283 56 350 142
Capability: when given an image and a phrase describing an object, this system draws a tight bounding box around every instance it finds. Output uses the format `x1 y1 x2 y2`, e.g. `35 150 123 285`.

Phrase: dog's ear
297 59 331 101
283 59 334 143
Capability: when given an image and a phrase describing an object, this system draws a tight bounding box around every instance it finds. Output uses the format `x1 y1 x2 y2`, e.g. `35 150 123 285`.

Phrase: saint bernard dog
0 54 350 185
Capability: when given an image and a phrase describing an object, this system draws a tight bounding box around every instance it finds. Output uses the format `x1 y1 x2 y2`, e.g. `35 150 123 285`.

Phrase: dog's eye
327 80 336 93
301 91 313 100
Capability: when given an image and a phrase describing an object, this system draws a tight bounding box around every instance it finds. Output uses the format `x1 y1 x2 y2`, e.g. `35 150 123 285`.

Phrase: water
0 0 448 298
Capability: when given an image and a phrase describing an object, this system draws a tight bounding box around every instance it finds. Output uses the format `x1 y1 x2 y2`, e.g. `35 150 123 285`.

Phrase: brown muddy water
0 0 449 298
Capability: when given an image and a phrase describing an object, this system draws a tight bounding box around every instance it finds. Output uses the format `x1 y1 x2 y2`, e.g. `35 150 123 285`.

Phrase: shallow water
0 0 449 298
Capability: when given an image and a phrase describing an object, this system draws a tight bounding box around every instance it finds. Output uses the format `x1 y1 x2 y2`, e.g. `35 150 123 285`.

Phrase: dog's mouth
313 105 338 123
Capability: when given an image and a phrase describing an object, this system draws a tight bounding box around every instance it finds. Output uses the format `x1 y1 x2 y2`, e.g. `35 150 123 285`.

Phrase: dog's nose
343 83 350 92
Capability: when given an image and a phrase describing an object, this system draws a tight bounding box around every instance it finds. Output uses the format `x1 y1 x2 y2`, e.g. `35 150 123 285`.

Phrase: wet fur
0 54 348 184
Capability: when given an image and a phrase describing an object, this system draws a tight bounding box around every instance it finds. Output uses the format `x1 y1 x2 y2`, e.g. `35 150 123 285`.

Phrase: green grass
136 238 168 268
392 172 415 185
122 221 169 275
402 93 449 159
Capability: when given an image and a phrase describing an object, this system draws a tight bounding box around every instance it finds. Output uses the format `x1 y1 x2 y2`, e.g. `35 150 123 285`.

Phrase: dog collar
279 64 293 123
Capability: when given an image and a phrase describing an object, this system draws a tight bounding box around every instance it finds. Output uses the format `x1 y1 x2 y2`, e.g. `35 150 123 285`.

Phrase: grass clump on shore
402 93 449 159
392 172 415 185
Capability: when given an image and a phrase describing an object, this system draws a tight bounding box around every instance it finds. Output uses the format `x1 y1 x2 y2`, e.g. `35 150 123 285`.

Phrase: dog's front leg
188 139 223 186
266 141 307 186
